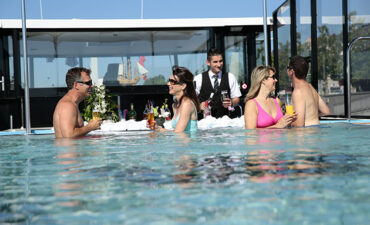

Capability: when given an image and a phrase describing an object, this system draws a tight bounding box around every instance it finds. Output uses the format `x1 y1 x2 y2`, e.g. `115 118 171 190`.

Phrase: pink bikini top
252 98 283 128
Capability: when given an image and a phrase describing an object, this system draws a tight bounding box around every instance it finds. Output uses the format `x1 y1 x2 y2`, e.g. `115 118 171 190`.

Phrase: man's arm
231 97 240 106
193 74 206 110
227 73 241 108
228 73 241 106
318 95 330 116
58 102 101 138
193 74 202 96
291 89 305 127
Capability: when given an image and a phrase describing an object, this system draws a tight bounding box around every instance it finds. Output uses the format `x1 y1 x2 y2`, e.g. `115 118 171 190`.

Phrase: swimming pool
1 123 369 224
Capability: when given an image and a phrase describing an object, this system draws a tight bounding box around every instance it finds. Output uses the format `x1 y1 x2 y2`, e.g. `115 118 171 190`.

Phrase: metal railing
346 36 370 120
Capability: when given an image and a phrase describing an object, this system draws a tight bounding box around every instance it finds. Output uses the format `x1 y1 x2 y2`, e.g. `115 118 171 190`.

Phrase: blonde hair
245 65 276 102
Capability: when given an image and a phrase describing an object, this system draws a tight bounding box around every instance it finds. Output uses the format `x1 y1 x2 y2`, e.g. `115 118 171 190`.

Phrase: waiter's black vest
198 71 230 118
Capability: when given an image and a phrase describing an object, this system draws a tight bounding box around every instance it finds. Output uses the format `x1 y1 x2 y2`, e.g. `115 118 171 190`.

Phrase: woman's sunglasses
168 78 183 85
266 75 277 80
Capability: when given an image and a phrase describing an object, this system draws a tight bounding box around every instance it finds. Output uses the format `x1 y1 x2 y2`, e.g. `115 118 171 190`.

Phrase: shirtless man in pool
53 67 102 138
286 56 330 127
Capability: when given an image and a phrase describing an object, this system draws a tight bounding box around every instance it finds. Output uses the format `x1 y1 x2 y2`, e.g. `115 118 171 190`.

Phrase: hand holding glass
285 93 294 116
221 91 234 111
92 110 101 120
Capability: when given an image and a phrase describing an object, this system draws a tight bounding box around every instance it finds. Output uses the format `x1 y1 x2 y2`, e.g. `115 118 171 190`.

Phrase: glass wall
276 0 291 94
273 0 370 117
178 53 207 76
296 0 311 83
7 36 14 91
224 36 247 84
317 0 344 115
19 30 209 88
348 0 370 116
255 32 265 66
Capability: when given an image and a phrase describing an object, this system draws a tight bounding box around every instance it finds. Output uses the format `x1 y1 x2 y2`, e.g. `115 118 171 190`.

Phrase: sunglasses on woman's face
168 78 183 85
266 75 277 80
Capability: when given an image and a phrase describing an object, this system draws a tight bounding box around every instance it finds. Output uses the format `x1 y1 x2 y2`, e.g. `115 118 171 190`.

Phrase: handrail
346 36 370 120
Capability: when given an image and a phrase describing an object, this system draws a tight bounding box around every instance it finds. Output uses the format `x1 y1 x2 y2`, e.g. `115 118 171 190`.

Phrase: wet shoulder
181 98 196 110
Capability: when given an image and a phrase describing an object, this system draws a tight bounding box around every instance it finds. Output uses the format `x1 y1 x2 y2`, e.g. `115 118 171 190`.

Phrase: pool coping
1 119 370 136
0 128 54 136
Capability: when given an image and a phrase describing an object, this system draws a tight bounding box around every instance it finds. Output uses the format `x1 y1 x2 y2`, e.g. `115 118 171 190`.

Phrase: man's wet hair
66 67 91 90
288 55 310 79
207 47 223 61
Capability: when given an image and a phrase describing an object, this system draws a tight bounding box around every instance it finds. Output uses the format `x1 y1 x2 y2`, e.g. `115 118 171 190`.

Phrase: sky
0 0 286 19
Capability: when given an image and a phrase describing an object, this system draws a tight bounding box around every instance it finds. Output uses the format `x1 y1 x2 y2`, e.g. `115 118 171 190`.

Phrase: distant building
0 18 272 130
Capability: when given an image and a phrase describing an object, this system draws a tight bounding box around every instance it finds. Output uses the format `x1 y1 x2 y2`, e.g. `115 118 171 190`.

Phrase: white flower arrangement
82 84 119 122
93 85 107 114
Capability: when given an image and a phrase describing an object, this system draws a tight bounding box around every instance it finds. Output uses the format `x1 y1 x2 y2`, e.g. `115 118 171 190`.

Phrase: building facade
0 18 271 130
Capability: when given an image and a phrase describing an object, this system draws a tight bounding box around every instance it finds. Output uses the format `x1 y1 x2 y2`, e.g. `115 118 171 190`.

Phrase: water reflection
54 138 83 207
245 148 329 183
245 129 283 145
173 148 331 186
54 137 105 208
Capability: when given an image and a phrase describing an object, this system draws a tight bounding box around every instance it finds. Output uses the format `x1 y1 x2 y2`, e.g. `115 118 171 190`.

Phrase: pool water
1 123 369 224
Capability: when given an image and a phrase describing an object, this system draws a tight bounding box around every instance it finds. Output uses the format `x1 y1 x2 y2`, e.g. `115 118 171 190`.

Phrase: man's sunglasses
76 80 93 86
168 78 183 85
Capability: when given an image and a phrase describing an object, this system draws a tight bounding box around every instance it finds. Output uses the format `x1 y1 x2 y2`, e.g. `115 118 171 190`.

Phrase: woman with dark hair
159 66 200 132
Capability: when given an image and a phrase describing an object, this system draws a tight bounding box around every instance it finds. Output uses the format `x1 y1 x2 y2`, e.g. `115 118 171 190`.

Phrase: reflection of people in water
245 129 283 146
54 138 85 207
173 155 197 188
172 149 330 186
245 149 329 183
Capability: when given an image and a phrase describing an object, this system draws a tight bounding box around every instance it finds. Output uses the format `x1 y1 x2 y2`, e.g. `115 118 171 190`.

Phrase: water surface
1 123 369 224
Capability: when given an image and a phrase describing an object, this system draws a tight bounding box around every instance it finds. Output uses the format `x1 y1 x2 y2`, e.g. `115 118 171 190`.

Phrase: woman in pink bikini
244 65 296 129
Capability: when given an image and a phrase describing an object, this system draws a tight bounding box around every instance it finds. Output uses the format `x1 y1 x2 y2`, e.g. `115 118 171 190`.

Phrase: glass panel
317 0 344 115
20 30 209 88
224 36 246 84
7 36 15 91
177 53 207 76
256 32 265 66
296 0 311 83
276 0 291 94
348 0 370 116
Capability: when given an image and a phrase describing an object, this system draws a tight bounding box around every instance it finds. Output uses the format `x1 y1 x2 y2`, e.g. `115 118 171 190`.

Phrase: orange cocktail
147 112 156 129
285 105 294 116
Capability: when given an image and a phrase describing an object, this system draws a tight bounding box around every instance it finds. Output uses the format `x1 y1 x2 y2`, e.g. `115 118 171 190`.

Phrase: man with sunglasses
194 48 241 118
287 56 330 127
53 67 102 138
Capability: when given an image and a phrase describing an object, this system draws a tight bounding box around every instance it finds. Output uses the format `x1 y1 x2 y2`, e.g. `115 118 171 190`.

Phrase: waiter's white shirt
194 71 241 99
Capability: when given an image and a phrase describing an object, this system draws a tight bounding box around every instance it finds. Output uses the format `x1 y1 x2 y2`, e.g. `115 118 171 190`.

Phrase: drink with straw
285 93 294 116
